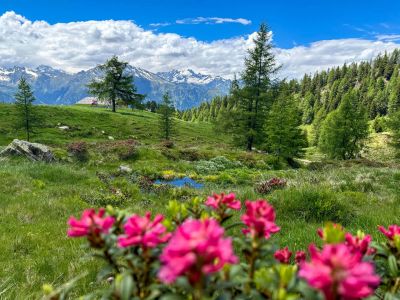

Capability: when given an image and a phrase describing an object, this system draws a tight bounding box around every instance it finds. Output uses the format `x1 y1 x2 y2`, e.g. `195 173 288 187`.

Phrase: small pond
154 176 204 189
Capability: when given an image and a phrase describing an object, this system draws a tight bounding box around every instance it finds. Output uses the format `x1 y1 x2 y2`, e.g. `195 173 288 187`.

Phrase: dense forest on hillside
180 49 400 125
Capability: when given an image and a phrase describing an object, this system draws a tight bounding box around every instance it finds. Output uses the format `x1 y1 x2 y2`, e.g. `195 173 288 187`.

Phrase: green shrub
371 116 389 133
67 141 89 162
96 139 138 161
113 140 138 160
160 148 179 161
255 177 287 194
80 191 127 207
195 156 242 174
271 186 353 224
217 172 236 185
178 148 204 161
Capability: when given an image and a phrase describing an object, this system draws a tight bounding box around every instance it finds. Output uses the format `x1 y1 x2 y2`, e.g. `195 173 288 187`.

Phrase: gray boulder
0 139 55 162
118 165 132 174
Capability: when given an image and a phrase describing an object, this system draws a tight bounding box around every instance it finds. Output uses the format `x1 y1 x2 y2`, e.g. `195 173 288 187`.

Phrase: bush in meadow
44 192 400 299
255 177 287 194
67 141 89 162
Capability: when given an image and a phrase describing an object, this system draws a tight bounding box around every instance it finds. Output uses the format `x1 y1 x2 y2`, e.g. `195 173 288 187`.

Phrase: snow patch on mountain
157 69 223 84
0 65 232 109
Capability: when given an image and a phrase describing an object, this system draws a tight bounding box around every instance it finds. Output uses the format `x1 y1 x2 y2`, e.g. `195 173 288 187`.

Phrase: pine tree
302 92 315 124
158 92 175 141
233 23 279 150
87 56 144 112
388 111 400 157
264 86 307 164
312 107 327 146
229 74 240 94
388 79 400 114
318 90 369 159
14 78 36 141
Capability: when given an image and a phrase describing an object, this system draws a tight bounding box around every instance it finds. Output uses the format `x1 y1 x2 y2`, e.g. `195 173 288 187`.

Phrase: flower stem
103 248 120 273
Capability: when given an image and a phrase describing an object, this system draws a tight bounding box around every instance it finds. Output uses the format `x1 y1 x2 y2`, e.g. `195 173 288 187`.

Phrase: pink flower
295 251 306 265
158 218 238 284
378 225 400 241
274 247 292 264
299 244 379 300
67 208 115 238
205 192 241 210
118 212 171 248
345 233 374 255
241 200 280 239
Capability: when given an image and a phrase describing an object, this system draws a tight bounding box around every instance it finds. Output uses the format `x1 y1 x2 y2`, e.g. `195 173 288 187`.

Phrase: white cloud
276 38 399 78
149 22 171 27
176 17 252 25
375 34 400 42
0 11 399 79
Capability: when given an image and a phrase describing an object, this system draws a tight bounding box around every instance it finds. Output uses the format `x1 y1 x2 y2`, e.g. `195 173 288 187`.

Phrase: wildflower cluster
44 193 400 300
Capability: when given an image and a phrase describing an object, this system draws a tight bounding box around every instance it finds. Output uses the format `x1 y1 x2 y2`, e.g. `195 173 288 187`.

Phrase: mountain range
0 65 232 109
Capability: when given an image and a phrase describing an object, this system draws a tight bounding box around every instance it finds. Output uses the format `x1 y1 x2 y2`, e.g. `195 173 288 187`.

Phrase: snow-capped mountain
157 69 229 85
0 65 231 109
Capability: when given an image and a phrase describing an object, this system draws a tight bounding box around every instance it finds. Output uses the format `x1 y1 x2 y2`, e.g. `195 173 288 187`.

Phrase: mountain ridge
0 65 232 109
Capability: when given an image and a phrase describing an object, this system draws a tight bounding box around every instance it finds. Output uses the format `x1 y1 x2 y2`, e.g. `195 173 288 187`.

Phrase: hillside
0 104 399 298
181 50 400 124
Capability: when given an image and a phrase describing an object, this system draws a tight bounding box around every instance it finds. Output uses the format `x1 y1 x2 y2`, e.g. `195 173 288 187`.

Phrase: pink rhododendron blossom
205 192 241 210
345 232 374 255
274 247 292 264
158 218 237 284
295 251 306 265
299 244 379 300
378 225 400 241
118 212 171 248
67 208 115 238
241 200 280 239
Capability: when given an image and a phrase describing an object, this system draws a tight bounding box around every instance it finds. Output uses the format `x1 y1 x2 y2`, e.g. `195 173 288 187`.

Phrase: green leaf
119 274 134 300
388 255 399 277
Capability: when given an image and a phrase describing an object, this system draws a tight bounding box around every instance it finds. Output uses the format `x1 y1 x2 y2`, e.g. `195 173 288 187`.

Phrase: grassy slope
0 104 399 298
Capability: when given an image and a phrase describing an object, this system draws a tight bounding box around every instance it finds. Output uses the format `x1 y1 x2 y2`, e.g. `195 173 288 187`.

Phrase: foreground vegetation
0 103 399 298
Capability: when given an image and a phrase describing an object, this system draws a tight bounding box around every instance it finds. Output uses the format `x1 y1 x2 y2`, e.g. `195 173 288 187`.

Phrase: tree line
182 50 400 124
179 30 400 161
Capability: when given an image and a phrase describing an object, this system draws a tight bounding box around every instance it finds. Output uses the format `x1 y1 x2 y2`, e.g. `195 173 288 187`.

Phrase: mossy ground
0 104 399 299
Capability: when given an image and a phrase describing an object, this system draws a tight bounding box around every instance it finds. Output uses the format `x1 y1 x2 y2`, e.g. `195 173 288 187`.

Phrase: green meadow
0 104 399 299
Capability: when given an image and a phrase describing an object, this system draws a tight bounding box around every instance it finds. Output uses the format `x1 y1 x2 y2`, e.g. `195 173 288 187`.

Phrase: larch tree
264 85 307 164
87 56 144 113
388 111 400 157
318 90 369 159
14 78 36 141
158 92 175 141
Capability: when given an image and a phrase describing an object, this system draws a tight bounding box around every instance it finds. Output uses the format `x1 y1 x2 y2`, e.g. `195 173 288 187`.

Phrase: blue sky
1 0 400 78
2 0 400 48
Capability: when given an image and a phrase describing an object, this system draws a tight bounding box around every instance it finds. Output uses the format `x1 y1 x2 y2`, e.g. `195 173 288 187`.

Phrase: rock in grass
0 139 55 162
58 126 70 131
118 165 132 174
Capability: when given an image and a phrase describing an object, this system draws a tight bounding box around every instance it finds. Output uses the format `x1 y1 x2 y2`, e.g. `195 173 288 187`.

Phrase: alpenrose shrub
44 193 400 300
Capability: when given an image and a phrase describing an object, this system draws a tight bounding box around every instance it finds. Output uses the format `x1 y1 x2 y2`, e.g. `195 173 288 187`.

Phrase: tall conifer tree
15 78 36 141
233 23 279 151
88 56 143 112
319 90 369 159
158 92 175 141
264 85 307 164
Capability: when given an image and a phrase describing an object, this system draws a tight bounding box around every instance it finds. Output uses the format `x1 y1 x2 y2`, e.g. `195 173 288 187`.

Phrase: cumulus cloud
0 11 400 79
176 17 252 25
276 38 400 78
